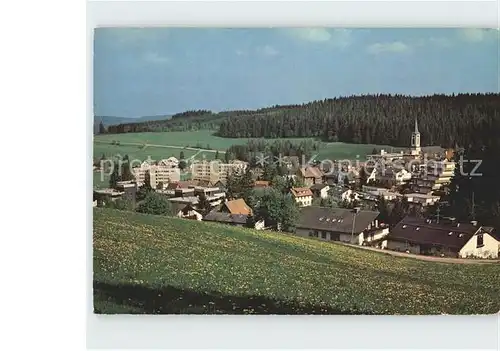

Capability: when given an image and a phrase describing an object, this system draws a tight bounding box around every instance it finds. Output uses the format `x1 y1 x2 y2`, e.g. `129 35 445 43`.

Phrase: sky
94 28 499 118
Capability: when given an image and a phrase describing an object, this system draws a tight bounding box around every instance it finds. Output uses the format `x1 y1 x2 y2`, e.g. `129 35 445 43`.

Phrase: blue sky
94 28 499 117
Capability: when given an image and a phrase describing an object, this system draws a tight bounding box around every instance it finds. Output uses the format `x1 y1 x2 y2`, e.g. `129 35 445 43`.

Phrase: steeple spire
414 118 419 134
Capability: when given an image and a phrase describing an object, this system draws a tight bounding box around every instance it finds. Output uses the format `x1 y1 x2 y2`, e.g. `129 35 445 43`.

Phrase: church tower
411 118 421 155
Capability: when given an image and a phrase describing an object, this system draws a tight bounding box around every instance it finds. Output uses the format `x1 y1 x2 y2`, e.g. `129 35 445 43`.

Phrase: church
410 118 421 156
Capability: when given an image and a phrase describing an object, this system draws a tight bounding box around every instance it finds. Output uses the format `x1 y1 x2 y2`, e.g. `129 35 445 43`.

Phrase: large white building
191 159 247 184
133 157 180 188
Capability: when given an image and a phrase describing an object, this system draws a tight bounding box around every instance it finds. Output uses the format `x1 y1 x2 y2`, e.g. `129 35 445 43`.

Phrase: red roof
290 187 313 198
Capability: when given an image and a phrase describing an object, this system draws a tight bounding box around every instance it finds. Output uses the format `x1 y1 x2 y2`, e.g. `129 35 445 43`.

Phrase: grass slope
94 130 398 161
93 208 500 315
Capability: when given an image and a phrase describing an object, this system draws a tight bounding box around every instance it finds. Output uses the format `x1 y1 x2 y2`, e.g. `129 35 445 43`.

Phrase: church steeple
411 117 421 156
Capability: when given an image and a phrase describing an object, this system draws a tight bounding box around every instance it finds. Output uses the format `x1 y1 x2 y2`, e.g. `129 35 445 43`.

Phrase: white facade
318 186 330 199
459 233 499 259
404 193 440 206
295 195 312 207
191 160 247 183
133 160 180 188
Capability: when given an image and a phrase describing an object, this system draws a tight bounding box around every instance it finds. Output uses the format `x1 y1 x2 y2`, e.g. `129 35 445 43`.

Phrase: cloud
256 45 279 57
288 28 353 48
292 28 332 42
459 28 499 42
142 52 170 64
366 41 411 55
235 50 247 56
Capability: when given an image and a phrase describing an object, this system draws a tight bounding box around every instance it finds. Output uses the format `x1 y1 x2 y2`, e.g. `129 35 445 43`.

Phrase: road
95 140 226 153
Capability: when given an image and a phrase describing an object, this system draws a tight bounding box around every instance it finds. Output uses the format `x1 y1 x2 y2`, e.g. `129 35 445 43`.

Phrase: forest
103 93 500 149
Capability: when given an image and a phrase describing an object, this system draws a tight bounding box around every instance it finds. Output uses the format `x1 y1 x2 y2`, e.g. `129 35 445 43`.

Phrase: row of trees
217 94 500 148
225 139 320 164
103 94 499 150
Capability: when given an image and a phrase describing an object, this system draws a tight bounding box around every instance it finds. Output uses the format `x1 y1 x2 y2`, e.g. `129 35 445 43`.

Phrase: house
297 166 323 186
341 189 362 203
290 187 313 207
177 204 203 221
381 216 500 258
93 188 125 207
295 207 389 245
374 167 412 185
310 184 330 199
203 211 265 230
221 198 253 216
404 193 440 206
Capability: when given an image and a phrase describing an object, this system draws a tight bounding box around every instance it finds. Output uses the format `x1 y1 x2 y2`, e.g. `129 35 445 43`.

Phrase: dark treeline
217 93 500 148
442 117 500 229
171 109 212 119
225 139 320 164
104 94 500 149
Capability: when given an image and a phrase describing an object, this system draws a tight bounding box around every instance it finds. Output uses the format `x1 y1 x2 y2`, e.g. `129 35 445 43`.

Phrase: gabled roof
297 207 380 234
298 166 323 179
203 211 249 225
290 187 313 198
310 183 329 191
223 198 252 215
387 216 481 250
254 180 270 188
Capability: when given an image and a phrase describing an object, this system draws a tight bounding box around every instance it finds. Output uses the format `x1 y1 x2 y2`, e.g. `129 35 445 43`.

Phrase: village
93 119 500 260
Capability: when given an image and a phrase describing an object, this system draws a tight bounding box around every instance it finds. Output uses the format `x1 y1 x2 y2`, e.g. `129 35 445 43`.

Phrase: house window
314 230 319 237
477 234 484 248
321 231 327 239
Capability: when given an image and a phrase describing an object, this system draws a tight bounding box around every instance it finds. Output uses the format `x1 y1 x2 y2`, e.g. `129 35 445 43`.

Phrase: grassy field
93 141 217 162
93 130 400 162
93 208 500 315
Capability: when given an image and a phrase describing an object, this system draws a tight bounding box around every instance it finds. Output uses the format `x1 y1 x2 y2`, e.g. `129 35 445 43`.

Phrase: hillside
93 208 500 315
102 93 500 148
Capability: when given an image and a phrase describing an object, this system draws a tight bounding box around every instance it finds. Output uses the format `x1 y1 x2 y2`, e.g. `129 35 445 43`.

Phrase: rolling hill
93 208 500 315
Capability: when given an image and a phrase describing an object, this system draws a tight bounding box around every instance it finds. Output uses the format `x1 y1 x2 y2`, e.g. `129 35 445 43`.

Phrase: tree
98 121 106 134
136 192 174 216
358 167 368 189
137 170 153 201
105 198 134 211
197 193 212 215
121 160 134 182
245 213 256 229
109 162 121 189
157 181 164 190
215 150 219 159
371 147 378 155
252 188 299 232
179 151 187 170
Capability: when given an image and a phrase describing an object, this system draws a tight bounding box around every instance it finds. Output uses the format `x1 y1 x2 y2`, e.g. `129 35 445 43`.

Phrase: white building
191 160 247 184
295 207 389 245
133 158 180 188
382 216 500 259
290 187 313 207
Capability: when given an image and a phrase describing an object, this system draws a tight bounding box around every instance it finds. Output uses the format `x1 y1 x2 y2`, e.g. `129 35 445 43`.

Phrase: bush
136 192 175 216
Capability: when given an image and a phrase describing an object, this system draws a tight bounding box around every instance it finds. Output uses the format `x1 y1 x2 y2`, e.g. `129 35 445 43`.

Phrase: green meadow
93 208 500 315
93 130 398 162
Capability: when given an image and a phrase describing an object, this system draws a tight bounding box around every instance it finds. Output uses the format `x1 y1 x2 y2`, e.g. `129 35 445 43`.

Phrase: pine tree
98 121 106 134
